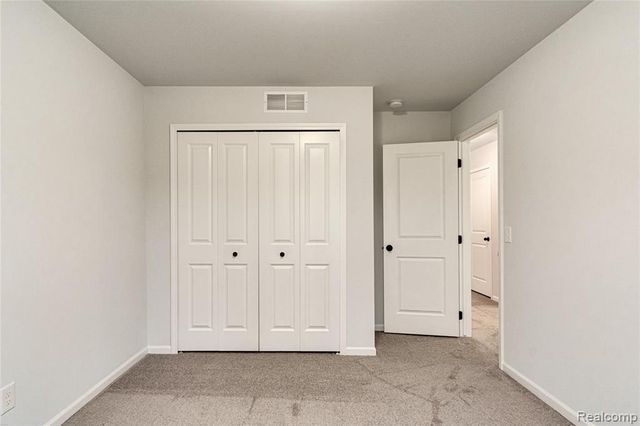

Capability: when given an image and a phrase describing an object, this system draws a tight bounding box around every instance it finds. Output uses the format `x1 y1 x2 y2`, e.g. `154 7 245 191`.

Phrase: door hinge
459 311 463 320
458 235 462 244
458 158 462 168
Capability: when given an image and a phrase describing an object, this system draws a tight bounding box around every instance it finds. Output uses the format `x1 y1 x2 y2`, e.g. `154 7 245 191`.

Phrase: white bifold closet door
259 132 340 352
177 132 259 351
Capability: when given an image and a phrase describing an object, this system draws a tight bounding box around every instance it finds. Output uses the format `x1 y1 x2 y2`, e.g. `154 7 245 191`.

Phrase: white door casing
470 167 492 297
383 141 460 337
177 132 259 351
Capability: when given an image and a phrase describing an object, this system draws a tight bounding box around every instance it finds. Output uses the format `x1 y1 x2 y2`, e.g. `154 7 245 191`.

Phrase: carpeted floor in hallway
471 290 499 354
66 320 568 425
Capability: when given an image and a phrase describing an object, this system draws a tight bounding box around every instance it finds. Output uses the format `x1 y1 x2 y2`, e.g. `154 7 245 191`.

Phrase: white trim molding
170 123 348 355
374 324 384 332
45 347 147 426
502 363 583 425
0 0 3 394
340 347 377 356
147 345 172 354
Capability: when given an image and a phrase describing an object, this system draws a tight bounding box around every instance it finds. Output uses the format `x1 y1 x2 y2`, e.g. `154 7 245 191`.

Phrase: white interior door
178 132 218 350
470 167 492 297
299 132 340 351
217 132 259 350
383 141 460 336
259 132 301 351
177 132 258 351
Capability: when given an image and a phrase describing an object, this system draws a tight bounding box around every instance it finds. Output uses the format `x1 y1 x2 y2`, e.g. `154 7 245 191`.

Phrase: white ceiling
46 1 589 111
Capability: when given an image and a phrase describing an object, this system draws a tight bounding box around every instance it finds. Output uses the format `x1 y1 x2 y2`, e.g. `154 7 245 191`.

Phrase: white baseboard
147 345 172 354
375 324 384 331
340 346 377 356
45 347 147 426
492 295 500 303
502 362 581 425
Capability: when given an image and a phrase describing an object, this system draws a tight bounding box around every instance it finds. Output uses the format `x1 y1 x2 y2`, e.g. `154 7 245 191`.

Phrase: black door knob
232 251 238 257
385 245 393 252
483 237 491 242
280 251 285 258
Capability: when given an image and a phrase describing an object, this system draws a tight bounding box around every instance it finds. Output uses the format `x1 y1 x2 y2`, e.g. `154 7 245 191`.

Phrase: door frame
456 111 505 369
169 123 347 354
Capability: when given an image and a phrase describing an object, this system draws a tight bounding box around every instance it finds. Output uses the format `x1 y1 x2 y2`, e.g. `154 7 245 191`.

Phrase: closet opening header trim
177 129 340 133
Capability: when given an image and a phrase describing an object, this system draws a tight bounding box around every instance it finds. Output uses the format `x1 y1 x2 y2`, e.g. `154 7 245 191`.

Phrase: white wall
452 1 639 418
373 111 451 327
470 137 500 300
144 87 375 351
1 2 146 424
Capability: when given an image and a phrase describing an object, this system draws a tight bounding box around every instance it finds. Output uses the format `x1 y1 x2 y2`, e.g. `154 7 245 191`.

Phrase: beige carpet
67 322 568 425
471 291 499 354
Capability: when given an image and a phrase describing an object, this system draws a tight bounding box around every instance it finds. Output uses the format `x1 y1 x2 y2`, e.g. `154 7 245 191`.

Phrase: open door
383 141 460 336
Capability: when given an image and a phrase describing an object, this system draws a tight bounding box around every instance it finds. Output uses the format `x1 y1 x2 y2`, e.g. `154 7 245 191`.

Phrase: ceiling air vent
265 92 308 112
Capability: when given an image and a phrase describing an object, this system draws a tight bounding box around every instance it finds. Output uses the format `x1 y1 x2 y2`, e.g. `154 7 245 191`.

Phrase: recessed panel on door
305 145 329 242
273 144 296 243
398 154 444 238
189 264 215 329
189 144 215 243
397 257 445 314
383 141 460 337
223 145 248 242
304 264 330 329
272 265 296 330
222 264 248 329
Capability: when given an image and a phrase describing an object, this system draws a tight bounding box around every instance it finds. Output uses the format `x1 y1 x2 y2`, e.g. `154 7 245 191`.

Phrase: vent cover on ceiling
265 92 308 112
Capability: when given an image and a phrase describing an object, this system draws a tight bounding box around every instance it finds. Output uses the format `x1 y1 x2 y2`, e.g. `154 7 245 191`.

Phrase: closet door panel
177 132 219 350
259 132 301 351
300 132 340 351
218 132 259 350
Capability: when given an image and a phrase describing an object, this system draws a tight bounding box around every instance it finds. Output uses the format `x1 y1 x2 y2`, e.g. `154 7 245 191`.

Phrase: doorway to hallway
459 114 504 363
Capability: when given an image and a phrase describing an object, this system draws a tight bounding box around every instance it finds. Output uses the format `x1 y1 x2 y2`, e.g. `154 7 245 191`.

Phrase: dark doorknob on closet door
385 245 393 252
280 251 285 258
483 237 491 242
232 251 238 258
